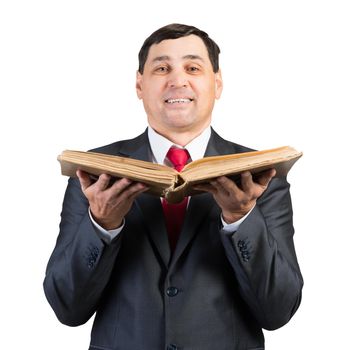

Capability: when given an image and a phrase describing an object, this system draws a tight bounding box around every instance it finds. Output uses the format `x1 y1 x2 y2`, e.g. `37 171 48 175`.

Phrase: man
44 24 303 350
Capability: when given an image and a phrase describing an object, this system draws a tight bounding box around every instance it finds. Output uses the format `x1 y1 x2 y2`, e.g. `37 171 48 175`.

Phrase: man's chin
165 119 197 132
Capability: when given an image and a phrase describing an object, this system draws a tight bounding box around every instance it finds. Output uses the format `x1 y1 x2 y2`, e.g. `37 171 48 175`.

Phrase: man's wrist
221 205 256 233
90 210 123 231
222 202 256 224
222 212 245 224
97 220 123 231
89 208 125 244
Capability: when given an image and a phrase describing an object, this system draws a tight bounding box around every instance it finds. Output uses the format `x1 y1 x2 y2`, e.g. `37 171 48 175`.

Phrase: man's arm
195 171 303 330
43 172 147 326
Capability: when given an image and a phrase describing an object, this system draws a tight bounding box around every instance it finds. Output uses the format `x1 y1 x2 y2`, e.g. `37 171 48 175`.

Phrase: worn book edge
58 146 302 203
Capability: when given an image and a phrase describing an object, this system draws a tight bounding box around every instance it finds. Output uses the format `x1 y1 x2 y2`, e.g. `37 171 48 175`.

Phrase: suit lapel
116 129 152 161
135 193 171 267
122 129 170 267
170 193 215 265
170 128 234 265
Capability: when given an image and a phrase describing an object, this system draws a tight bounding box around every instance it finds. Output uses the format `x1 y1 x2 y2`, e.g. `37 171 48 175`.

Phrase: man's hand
194 169 276 224
76 170 149 230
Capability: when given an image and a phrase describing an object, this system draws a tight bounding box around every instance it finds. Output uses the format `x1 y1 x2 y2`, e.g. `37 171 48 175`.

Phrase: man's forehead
147 35 209 62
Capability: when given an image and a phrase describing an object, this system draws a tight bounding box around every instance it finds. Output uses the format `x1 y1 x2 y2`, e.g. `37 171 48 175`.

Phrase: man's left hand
194 169 276 224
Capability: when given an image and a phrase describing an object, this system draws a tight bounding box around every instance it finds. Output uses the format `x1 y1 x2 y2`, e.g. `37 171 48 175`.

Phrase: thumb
76 169 92 192
257 168 277 187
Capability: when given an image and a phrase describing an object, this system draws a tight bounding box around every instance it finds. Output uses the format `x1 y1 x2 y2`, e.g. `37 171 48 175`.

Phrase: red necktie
162 147 190 252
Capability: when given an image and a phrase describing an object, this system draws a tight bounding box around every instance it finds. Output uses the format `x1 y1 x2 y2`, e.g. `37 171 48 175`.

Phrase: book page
58 150 178 195
180 146 302 183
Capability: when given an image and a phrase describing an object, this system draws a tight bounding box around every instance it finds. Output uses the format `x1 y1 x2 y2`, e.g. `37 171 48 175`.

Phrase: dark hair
138 23 220 74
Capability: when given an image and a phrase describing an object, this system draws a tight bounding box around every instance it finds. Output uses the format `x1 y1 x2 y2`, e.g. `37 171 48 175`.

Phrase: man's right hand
76 169 149 230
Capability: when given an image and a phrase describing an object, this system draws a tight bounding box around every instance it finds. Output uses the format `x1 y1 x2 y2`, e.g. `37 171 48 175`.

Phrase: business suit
44 128 303 350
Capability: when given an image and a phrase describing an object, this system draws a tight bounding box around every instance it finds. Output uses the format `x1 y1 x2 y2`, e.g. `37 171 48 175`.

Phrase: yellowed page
58 150 178 196
181 146 302 182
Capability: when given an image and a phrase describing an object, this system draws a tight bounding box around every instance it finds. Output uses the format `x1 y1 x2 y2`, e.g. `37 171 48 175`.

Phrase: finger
76 169 92 191
125 183 149 200
255 168 276 187
95 173 112 191
240 171 254 193
111 182 148 205
215 176 241 196
209 179 228 196
109 177 133 194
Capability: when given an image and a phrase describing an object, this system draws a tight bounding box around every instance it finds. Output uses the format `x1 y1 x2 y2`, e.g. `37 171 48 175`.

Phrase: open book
58 146 302 203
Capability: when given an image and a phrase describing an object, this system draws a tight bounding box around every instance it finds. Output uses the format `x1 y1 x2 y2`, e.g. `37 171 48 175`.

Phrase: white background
1 0 349 348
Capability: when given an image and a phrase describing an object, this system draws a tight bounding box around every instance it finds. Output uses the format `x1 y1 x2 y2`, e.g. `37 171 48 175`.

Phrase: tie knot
166 146 190 172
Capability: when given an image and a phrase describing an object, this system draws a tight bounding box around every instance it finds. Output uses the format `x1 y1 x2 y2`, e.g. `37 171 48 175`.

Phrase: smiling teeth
166 98 192 104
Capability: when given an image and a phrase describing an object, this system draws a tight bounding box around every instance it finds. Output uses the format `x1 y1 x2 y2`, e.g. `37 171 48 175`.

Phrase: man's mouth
165 98 194 104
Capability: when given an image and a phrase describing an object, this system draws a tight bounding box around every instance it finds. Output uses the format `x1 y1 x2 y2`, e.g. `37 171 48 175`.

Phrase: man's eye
155 66 169 73
188 66 200 72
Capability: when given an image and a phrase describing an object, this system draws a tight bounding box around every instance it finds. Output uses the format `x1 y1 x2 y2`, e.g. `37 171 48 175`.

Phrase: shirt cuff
88 208 124 244
220 205 255 234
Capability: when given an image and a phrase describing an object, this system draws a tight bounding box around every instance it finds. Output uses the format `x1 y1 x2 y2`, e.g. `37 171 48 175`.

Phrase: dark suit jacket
44 128 303 350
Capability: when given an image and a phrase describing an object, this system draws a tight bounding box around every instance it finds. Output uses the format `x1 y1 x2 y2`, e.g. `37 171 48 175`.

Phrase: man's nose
167 70 189 88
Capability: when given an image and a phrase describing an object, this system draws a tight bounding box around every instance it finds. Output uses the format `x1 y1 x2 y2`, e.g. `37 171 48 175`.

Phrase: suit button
242 251 250 262
167 344 178 350
238 241 248 251
237 240 245 248
166 287 179 297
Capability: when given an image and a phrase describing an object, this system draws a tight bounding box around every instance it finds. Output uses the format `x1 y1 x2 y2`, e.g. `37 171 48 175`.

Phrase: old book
58 146 302 203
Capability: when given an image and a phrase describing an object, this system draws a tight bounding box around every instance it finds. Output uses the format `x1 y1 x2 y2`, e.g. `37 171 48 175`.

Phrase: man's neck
149 123 210 147
147 125 211 164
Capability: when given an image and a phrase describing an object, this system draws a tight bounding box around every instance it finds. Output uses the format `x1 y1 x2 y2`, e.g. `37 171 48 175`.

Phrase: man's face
136 35 223 137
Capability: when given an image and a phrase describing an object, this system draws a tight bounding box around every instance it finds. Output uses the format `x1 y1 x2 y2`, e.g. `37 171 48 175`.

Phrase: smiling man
44 24 303 350
136 34 222 146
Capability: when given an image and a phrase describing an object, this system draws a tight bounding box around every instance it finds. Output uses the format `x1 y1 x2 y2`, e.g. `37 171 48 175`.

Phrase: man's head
138 23 221 74
136 24 223 145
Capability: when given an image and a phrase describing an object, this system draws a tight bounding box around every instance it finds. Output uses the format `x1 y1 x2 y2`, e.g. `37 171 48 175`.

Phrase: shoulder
88 129 148 156
209 128 256 156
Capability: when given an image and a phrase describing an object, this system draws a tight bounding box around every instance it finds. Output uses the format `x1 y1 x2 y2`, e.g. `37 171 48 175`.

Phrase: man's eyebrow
152 55 171 63
183 54 204 62
151 54 204 64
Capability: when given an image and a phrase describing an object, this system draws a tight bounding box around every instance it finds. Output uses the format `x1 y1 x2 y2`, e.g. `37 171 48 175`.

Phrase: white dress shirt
90 126 252 244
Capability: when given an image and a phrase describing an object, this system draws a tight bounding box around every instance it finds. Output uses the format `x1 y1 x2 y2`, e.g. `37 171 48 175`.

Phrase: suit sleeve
43 177 122 326
219 176 303 330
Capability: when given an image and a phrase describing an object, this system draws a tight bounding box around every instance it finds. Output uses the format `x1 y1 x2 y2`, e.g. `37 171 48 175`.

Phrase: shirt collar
147 126 211 164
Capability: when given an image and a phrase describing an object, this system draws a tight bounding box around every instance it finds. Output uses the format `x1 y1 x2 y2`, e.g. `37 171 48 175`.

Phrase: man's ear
214 69 223 99
136 71 143 99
